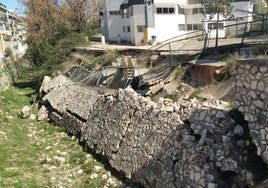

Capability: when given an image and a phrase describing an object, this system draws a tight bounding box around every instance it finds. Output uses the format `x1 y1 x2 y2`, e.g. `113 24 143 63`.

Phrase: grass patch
0 81 122 187
188 87 206 102
164 93 178 102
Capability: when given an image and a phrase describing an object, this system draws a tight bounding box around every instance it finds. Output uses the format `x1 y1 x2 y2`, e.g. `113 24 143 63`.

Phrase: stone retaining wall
38 75 268 187
234 59 268 163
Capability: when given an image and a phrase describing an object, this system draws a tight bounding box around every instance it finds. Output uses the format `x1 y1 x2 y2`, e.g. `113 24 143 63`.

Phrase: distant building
0 2 24 37
101 0 258 45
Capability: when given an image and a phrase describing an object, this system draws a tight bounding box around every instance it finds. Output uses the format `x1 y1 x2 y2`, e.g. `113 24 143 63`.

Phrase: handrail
135 29 207 63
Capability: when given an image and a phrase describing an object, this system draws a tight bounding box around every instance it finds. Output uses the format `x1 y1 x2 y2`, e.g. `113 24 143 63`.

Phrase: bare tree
64 0 103 31
21 0 63 42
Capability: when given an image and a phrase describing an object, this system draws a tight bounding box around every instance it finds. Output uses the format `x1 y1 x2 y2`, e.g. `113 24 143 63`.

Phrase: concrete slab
193 59 227 67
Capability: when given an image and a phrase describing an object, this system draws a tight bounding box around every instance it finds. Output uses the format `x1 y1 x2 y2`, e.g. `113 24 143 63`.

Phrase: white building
101 0 255 45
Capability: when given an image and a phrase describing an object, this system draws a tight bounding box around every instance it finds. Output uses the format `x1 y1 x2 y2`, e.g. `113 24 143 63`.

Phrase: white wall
102 0 255 45
147 3 186 42
107 15 124 42
103 0 125 43
132 5 146 45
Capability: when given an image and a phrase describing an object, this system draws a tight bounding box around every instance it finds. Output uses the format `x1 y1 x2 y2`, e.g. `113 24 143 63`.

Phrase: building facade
101 0 256 45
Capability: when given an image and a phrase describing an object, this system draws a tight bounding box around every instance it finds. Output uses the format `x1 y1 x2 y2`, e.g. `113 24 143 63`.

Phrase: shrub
56 32 88 50
5 47 13 58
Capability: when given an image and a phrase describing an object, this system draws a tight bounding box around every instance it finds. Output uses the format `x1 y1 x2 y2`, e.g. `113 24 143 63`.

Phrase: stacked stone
41 75 100 136
234 60 268 163
40 75 259 188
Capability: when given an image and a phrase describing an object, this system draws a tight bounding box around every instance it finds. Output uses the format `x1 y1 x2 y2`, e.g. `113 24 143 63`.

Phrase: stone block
253 100 264 109
257 81 265 91
259 66 267 73
250 80 258 90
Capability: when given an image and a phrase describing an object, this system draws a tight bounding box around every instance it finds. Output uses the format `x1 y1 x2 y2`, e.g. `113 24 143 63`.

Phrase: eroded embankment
38 69 268 187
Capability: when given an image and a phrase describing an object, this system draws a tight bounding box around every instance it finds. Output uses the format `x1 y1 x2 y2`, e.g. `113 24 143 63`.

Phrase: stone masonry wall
39 75 267 188
234 59 268 163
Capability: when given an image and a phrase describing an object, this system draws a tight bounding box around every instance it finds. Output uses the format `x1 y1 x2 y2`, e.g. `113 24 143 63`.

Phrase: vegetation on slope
0 67 124 187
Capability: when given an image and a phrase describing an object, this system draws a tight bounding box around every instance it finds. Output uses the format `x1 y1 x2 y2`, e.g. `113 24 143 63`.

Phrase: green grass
0 84 122 187
164 93 178 102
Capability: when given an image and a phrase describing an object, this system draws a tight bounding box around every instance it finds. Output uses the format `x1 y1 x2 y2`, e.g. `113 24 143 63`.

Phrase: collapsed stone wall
39 75 267 188
234 59 268 164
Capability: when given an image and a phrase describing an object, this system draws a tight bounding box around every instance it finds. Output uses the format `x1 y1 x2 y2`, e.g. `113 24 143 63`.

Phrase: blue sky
1 0 20 11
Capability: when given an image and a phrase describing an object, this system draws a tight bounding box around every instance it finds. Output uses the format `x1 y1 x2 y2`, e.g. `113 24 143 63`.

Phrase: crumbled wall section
40 75 263 188
234 59 268 163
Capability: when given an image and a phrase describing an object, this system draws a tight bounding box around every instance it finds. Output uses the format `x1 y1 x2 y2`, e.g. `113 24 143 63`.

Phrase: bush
5 47 13 58
56 32 88 50
28 42 55 66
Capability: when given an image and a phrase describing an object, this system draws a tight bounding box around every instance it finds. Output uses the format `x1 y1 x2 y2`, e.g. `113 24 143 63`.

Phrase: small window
157 7 175 14
192 8 203 14
193 8 198 14
129 6 133 17
109 10 121 16
127 26 131 32
157 8 162 14
169 8 175 14
163 8 168 14
123 26 126 33
208 23 223 30
178 7 184 14
178 24 185 31
187 24 193 31
137 25 144 33
193 24 198 30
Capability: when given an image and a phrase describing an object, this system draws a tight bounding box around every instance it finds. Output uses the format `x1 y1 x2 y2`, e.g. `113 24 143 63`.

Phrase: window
109 10 121 16
192 8 203 14
178 7 184 14
163 8 168 14
193 8 198 14
157 7 162 14
156 7 175 14
123 26 126 33
193 24 202 30
169 8 175 14
178 24 185 31
186 24 203 31
126 6 133 18
137 25 144 33
208 23 224 30
187 24 193 31
127 26 131 32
